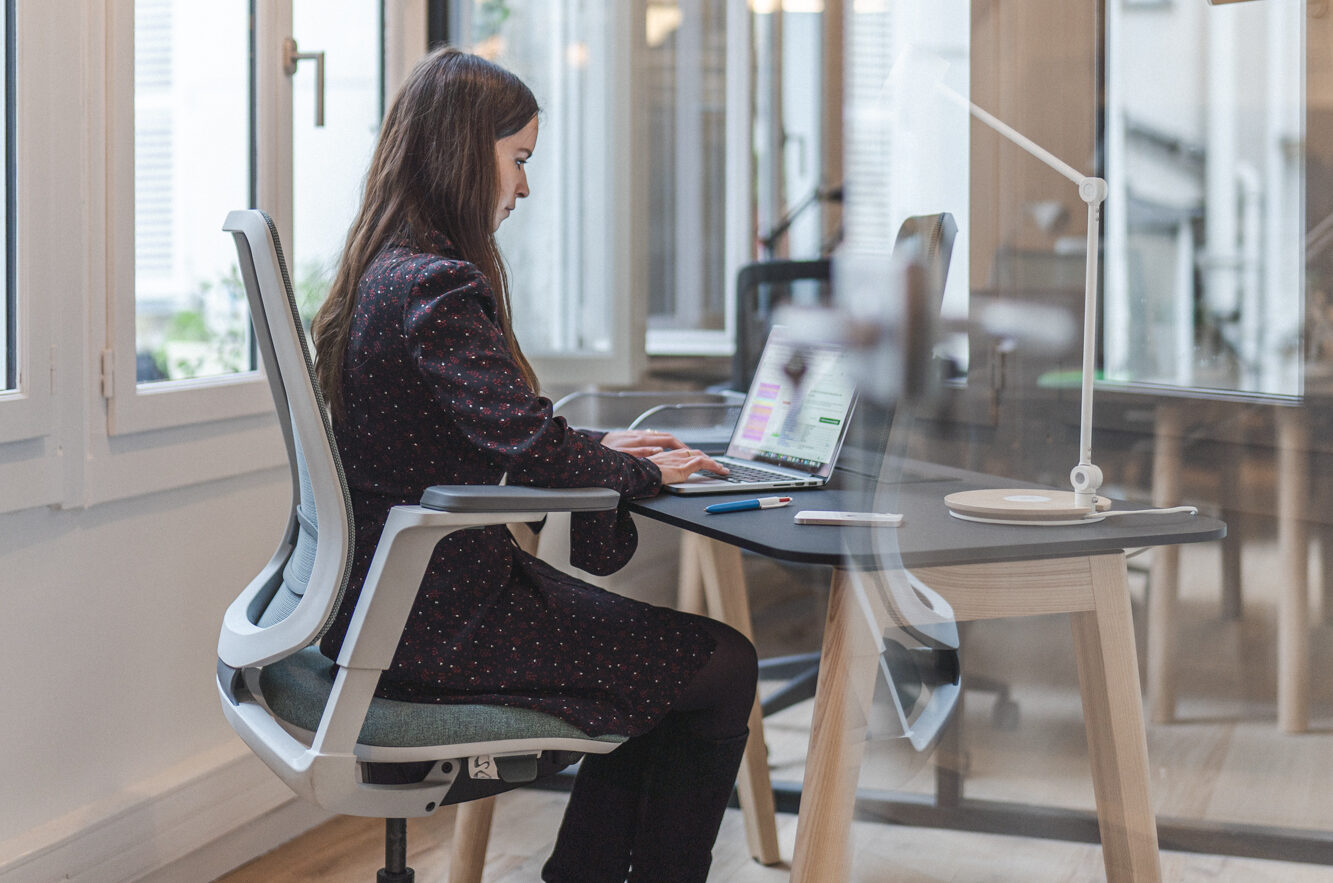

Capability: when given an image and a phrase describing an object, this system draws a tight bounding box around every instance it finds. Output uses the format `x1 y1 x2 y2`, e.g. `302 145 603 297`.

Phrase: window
105 0 395 434
643 0 729 339
643 0 751 356
0 3 421 511
454 0 645 386
132 0 252 386
291 0 384 329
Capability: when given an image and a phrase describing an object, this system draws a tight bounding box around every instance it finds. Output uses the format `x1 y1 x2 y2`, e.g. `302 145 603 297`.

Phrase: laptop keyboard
695 463 792 483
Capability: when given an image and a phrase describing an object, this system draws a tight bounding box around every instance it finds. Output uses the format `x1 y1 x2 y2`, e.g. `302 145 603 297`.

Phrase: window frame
0 0 54 447
101 0 276 437
0 0 75 515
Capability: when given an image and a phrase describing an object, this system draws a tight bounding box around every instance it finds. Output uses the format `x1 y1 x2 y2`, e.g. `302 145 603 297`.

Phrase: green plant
476 0 512 41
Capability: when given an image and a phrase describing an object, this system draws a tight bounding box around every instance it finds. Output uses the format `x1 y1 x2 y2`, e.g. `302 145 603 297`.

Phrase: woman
311 47 757 883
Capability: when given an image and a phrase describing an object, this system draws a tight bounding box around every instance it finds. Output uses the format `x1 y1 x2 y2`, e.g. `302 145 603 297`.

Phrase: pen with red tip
705 496 793 514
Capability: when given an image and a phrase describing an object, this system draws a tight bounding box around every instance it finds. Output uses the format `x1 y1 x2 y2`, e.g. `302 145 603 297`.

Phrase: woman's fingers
649 448 728 483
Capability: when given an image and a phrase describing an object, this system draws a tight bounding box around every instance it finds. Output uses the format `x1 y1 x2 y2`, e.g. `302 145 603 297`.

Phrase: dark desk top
629 461 1226 569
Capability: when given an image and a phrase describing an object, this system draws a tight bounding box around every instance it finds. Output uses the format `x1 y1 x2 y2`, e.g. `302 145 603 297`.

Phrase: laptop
664 326 858 495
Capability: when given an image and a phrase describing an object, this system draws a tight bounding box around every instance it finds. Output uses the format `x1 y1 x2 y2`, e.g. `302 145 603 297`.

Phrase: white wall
0 469 317 879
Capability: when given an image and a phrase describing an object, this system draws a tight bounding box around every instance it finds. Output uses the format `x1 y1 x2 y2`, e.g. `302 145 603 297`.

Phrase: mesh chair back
732 259 833 391
219 210 355 664
893 212 957 309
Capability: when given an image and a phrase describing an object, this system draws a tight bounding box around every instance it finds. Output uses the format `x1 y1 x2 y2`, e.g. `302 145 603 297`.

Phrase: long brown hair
312 47 539 421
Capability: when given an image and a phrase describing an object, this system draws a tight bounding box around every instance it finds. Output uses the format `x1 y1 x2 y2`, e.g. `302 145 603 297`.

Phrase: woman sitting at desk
310 47 756 883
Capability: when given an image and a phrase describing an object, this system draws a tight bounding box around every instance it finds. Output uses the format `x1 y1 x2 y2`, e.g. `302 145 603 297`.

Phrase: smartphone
794 510 904 527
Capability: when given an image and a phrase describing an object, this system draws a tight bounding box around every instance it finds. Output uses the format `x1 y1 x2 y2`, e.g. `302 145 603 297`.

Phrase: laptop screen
725 328 857 476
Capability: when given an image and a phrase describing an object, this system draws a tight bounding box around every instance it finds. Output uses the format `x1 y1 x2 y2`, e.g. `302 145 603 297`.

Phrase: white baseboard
0 741 332 883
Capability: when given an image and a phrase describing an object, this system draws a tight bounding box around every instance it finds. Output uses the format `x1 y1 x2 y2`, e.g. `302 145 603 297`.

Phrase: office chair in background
216 210 635 883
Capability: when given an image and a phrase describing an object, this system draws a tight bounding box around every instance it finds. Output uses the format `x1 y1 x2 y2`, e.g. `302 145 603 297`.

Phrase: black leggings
543 614 758 883
658 614 758 740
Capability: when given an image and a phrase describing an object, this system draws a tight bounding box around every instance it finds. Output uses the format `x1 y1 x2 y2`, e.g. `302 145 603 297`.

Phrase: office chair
216 210 634 883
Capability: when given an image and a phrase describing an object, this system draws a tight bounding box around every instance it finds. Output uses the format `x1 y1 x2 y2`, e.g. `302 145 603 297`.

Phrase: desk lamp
889 49 1111 524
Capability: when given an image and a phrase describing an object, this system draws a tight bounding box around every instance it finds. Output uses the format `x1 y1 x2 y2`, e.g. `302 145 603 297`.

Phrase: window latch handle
282 37 325 127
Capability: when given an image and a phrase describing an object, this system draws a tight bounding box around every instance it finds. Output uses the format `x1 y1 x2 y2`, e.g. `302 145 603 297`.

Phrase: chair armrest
420 484 619 513
339 487 620 673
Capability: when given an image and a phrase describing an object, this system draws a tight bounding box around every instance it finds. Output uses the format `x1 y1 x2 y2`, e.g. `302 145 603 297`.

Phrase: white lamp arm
937 81 1109 508
1075 178 1108 508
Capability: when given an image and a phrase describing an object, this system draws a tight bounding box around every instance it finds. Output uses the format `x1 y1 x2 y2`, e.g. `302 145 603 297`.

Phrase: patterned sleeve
402 258 655 574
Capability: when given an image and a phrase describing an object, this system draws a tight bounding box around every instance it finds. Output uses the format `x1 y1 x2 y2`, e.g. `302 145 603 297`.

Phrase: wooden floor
219 523 1333 882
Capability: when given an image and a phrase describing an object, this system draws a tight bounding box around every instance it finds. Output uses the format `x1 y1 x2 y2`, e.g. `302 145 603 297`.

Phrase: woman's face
493 115 539 231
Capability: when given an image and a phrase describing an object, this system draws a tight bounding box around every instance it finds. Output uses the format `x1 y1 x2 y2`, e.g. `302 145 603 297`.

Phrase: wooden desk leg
677 532 707 615
1071 553 1162 883
450 796 496 883
1277 408 1310 733
695 538 783 866
790 569 880 883
1148 404 1182 723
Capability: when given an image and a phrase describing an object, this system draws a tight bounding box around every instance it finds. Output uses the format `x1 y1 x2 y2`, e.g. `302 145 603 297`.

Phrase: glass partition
807 0 1333 878
1105 0 1305 396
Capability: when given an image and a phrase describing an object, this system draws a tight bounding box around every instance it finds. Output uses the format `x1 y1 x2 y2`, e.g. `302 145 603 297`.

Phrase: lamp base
944 488 1111 526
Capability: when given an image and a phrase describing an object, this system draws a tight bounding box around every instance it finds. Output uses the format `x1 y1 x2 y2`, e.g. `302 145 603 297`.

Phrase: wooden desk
632 465 1225 882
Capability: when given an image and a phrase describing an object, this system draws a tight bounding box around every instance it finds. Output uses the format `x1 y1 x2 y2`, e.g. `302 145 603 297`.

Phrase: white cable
1094 505 1199 519
947 504 1198 527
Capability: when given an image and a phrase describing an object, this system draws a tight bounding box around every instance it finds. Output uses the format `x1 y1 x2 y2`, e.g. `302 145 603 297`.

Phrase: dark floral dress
318 230 714 737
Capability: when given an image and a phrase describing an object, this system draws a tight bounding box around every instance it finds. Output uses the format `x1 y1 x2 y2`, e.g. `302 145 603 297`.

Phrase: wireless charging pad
944 488 1111 526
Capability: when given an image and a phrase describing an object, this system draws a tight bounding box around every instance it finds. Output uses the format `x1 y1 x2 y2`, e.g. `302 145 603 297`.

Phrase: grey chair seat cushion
260 647 626 749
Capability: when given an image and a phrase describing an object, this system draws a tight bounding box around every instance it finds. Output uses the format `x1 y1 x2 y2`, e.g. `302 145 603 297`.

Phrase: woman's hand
600 429 687 458
647 447 730 485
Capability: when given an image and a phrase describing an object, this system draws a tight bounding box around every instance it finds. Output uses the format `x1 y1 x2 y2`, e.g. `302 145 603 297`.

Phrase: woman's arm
403 259 666 498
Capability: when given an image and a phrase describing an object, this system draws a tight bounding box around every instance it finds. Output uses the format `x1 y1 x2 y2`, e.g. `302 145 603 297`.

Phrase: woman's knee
699 617 759 700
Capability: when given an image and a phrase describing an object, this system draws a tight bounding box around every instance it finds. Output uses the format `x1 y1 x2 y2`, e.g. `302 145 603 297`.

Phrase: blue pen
705 496 792 514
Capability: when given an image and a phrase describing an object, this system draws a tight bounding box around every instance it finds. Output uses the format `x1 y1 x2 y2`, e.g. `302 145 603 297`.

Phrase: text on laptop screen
727 334 856 471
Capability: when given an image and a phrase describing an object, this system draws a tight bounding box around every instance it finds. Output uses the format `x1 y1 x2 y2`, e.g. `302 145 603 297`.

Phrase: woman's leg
541 728 660 883
668 616 760 739
628 618 758 883
543 616 757 883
